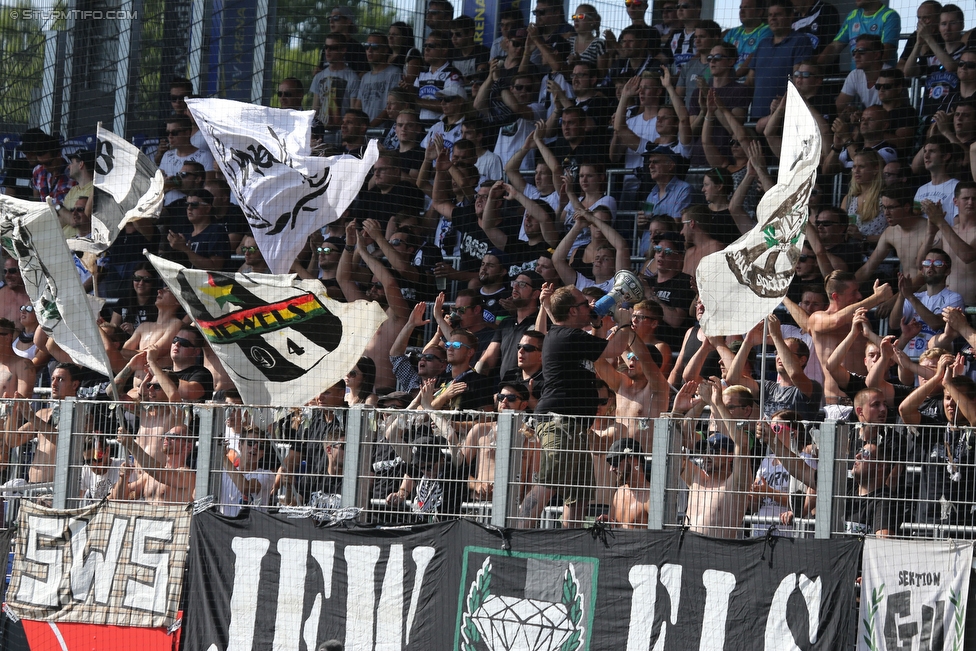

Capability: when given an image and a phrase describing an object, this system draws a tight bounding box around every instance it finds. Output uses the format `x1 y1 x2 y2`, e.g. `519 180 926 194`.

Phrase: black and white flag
0 196 113 376
697 83 820 336
148 253 386 406
77 125 164 254
186 98 379 273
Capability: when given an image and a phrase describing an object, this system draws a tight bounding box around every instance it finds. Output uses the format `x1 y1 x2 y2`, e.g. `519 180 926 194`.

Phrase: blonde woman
842 150 886 243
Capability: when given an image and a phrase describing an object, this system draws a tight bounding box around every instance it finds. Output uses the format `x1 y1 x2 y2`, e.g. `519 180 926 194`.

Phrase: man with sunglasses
476 272 544 386
416 32 464 122
603 438 652 528
889 249 962 357
844 438 902 536
431 289 494 357
460 381 530 502
59 148 94 228
645 231 694 349
423 330 493 411
494 331 545 410
159 115 213 210
166 189 230 272
0 317 35 398
450 16 490 80
275 77 304 110
150 326 213 403
874 69 919 152
818 0 901 70
324 6 368 74
855 184 929 285
835 35 886 114
0 260 30 330
311 34 361 128
352 33 402 122
391 310 449 392
596 329 668 423
114 424 197 505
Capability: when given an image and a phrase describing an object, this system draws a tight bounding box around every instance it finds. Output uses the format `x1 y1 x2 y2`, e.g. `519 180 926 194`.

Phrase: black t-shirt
436 368 495 411
354 183 426 226
827 240 864 273
112 298 158 330
452 204 494 273
704 208 741 246
844 484 902 535
536 325 608 416
399 146 425 176
171 364 215 401
648 273 695 348
491 310 539 382
480 286 512 324
505 240 550 279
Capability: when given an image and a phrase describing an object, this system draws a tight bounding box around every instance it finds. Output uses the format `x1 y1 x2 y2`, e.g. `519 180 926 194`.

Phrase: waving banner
148 253 386 406
79 125 165 254
186 98 378 273
858 538 972 651
697 82 821 336
181 515 859 651
0 196 113 376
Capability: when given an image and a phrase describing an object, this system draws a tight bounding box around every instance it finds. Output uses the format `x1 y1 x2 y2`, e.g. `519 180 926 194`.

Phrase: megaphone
594 270 644 317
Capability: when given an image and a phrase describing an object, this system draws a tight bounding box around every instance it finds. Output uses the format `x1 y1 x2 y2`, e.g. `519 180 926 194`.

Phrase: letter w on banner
71 124 165 254
697 82 821 336
6 500 191 629
0 196 113 376
186 98 379 274
148 253 386 406
858 538 972 651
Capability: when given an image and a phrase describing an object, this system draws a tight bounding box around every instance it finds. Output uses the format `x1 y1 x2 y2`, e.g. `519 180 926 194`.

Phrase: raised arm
767 314 815 397
611 76 644 154
552 215 586 285
899 354 952 425
725 321 762 394
390 301 429 358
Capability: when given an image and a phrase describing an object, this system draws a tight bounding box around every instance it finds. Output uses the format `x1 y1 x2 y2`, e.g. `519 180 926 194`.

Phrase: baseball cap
435 86 468 100
411 435 450 467
332 6 355 20
607 437 645 465
707 434 735 454
67 148 95 169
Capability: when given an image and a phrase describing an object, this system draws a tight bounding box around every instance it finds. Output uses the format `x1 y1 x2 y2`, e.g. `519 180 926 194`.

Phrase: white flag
185 98 379 274
858 538 972 650
147 253 386 406
77 125 164 254
0 197 113 376
697 83 821 336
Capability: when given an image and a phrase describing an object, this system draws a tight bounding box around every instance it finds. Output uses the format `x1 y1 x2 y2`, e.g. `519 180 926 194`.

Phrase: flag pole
759 316 768 419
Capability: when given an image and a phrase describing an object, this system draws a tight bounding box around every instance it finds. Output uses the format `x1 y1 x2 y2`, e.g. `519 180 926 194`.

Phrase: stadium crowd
9 0 976 537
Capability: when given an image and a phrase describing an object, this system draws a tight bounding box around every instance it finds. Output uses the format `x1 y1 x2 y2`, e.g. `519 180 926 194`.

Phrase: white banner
697 83 820 336
148 253 386 406
858 538 972 651
82 125 165 254
185 98 378 274
0 196 113 376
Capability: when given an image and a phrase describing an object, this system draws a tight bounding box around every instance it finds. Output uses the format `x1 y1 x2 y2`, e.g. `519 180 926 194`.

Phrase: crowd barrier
2 397 975 543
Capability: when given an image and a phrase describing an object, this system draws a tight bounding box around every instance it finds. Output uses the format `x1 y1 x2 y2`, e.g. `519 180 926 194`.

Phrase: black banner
182 514 861 651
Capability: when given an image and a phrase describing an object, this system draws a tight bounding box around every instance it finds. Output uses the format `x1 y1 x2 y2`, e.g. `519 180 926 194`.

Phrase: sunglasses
625 0 645 6
173 336 199 348
874 82 897 90
596 398 610 405
921 259 947 268
512 84 531 91
241 246 260 253
792 71 814 79
347 369 359 378
797 254 813 262
653 246 678 255
178 171 202 178
959 61 976 70
770 422 791 435
445 341 472 349
132 275 154 283
316 246 336 254
69 207 86 213
705 54 728 62
277 90 298 97
186 202 209 208
497 393 521 403
169 95 187 101
419 353 445 362
851 48 876 56
19 305 33 312
166 129 186 136
146 383 162 391
729 139 741 147
571 13 589 20
364 43 385 50
814 221 842 228
855 446 874 460
4 268 20 275
389 238 406 246
423 43 442 49
517 343 541 352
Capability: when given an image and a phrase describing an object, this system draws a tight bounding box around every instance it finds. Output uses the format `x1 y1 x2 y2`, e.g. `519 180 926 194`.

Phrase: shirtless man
680 376 751 539
121 285 185 372
587 382 629 519
114 424 196 505
112 349 182 466
4 363 81 484
595 331 668 445
462 381 530 501
605 437 651 529
337 221 410 393
807 272 893 401
0 259 31 331
855 185 929 283
918 182 976 305
0 319 35 396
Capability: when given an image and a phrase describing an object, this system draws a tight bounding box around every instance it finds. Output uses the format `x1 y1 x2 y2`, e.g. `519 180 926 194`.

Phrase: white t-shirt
421 118 465 149
476 149 504 182
916 179 959 227
518 184 561 242
901 286 965 356
219 469 275 516
624 112 660 170
493 108 547 174
840 68 884 109
159 148 215 205
780 324 823 386
80 459 123 505
416 63 465 121
561 194 617 250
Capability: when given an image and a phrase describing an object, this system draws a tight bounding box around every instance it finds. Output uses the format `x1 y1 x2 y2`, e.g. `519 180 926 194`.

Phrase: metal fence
3 396 974 543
